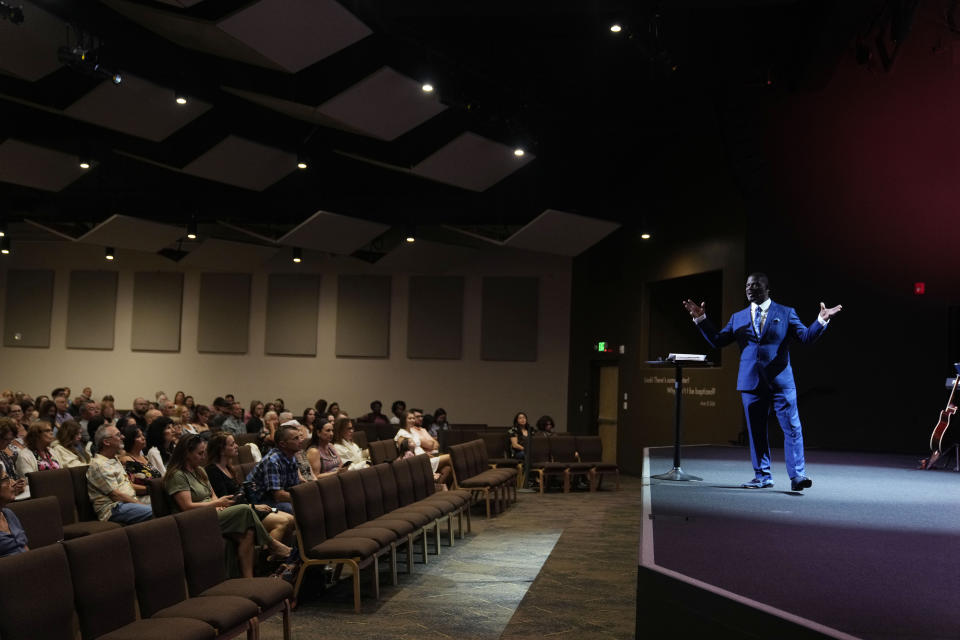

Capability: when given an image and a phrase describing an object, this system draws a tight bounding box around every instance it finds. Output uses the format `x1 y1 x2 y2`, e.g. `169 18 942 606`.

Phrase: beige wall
0 241 571 427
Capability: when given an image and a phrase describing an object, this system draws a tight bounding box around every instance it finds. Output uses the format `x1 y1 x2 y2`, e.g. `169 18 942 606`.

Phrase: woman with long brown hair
164 434 291 578
50 420 90 468
15 421 63 476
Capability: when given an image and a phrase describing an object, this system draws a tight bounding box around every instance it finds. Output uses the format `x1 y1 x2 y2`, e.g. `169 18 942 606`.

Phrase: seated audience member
37 400 57 428
508 412 530 459
173 390 186 407
145 417 176 476
99 401 116 426
273 398 286 413
0 468 28 556
186 404 212 436
118 425 160 505
50 420 91 468
15 421 63 476
208 397 230 431
394 410 438 456
360 400 390 425
0 419 26 498
536 415 557 435
430 408 450 438
221 402 245 436
126 397 150 430
389 400 406 425
184 395 196 411
246 400 264 435
332 417 369 469
77 400 99 441
396 436 415 459
300 407 318 433
86 425 154 524
165 434 292 578
260 410 279 450
313 399 328 418
53 394 72 426
205 433 295 544
246 424 303 514
6 405 26 450
307 419 342 477
294 423 316 482
327 402 341 419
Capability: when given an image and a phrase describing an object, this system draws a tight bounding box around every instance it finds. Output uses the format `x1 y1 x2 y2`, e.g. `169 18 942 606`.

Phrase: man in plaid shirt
246 424 302 514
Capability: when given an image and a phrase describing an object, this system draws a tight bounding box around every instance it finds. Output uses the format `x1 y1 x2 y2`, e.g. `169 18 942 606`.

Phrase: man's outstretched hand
682 299 706 319
819 302 842 321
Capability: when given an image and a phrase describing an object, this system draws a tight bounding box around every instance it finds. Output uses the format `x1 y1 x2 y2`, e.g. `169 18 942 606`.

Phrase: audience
15 421 63 476
313 399 327 417
307 419 343 477
536 415 556 435
86 425 154 524
260 410 279 450
164 434 291 578
53 394 72 426
221 402 245 436
246 400 264 435
0 419 26 498
360 400 390 425
126 397 150 430
294 424 317 482
301 407 319 432
118 425 160 505
50 420 91 468
508 412 530 459
204 433 295 545
394 410 438 457
186 404 211 436
332 417 369 469
145 417 176 476
389 400 406 425
173 390 186 407
245 424 302 514
430 407 450 437
0 468 28 557
184 395 196 411
327 402 341 419
37 400 57 428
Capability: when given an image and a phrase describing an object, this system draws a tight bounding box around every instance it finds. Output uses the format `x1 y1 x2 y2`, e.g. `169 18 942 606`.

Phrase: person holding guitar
683 273 842 491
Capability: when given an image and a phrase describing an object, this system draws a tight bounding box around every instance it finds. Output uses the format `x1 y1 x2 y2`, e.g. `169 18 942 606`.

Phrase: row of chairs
0 507 293 640
527 435 620 493
448 439 519 517
289 454 473 612
25 466 122 538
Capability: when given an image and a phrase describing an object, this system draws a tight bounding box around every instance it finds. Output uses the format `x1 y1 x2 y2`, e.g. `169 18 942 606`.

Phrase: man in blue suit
683 273 842 491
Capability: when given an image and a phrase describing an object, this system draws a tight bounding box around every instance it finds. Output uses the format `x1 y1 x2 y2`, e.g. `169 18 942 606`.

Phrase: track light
292 247 302 263
186 219 197 240
0 237 9 255
105 246 115 261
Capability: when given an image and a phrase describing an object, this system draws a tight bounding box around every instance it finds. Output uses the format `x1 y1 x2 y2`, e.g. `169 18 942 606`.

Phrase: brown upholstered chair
352 430 368 450
348 467 419 573
575 436 621 490
64 527 216 640
369 439 399 465
375 423 398 441
449 440 516 517
235 433 259 448
173 508 293 640
289 480 382 612
146 477 173 518
361 465 430 566
0 544 77 640
408 454 471 544
549 436 594 492
27 467 120 538
527 435 566 494
124 516 259 638
7 495 63 548
237 444 257 464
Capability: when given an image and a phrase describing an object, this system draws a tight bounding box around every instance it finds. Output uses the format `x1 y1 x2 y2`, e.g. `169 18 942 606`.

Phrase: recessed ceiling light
105 246 115 260
79 158 91 169
292 247 302 263
513 148 525 157
422 83 434 93
640 233 651 240
175 92 187 105
610 24 622 33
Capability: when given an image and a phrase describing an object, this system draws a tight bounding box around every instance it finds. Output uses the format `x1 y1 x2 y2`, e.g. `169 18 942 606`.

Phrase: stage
639 445 960 639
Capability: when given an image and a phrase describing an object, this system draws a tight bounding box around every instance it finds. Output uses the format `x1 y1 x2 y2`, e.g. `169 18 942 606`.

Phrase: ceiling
0 0 877 261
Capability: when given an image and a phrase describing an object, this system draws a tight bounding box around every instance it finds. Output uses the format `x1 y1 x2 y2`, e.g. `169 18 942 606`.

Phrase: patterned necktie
753 306 762 338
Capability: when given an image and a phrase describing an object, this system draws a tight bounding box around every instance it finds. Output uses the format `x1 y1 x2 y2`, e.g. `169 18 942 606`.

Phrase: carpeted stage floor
644 445 960 640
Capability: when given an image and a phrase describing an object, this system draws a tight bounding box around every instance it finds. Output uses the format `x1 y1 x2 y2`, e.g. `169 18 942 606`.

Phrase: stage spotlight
422 83 434 93
0 237 10 255
105 246 115 260
292 247 302 263
0 2 24 25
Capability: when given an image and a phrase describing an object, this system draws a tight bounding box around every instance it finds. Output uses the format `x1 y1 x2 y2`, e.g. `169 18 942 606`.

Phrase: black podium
645 358 714 481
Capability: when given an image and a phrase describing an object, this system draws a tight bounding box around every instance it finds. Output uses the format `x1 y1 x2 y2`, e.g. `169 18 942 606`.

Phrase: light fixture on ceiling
610 24 622 33
0 237 9 255
296 151 309 170
0 221 6 237
186 219 197 240
174 89 187 105
640 233 652 240
421 83 434 93
111 72 122 85
79 157 91 170
105 246 115 260
292 247 302 263
513 148 525 157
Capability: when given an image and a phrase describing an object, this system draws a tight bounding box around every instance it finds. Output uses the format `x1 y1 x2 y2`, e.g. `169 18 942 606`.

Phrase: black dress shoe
791 476 813 491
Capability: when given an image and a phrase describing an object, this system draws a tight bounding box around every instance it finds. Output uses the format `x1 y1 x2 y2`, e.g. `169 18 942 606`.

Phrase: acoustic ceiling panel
64 74 213 142
182 135 296 191
0 1 64 81
411 132 533 192
0 140 90 192
217 0 372 73
317 67 447 141
278 210 388 255
222 87 368 134
179 238 278 269
504 209 621 257
76 214 184 252
375 239 478 273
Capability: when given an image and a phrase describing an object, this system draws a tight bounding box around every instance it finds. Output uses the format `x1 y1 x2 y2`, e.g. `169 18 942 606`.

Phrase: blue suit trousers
741 386 805 482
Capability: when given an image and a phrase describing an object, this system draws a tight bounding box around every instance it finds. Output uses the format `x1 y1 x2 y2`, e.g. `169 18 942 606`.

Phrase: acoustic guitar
926 373 960 469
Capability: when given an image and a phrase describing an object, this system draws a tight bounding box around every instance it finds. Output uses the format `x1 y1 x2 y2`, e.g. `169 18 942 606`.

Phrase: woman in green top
163 434 292 578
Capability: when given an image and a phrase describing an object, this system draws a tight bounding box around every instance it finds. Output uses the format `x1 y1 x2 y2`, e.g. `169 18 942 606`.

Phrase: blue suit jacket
696 301 826 392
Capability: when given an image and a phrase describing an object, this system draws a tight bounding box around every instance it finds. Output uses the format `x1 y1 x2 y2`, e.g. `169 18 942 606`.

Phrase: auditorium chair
64 528 217 640
174 508 294 640
146 476 173 517
480 432 522 487
575 435 620 490
548 436 594 492
124 516 259 639
27 467 120 538
527 435 567 494
369 439 399 465
0 544 87 640
352 430 369 450
7 495 63 548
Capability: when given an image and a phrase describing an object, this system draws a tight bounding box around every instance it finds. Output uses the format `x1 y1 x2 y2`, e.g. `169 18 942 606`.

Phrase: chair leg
406 537 413 574
351 560 362 613
421 529 428 564
282 599 291 640
563 469 570 493
390 543 398 586
371 556 380 601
